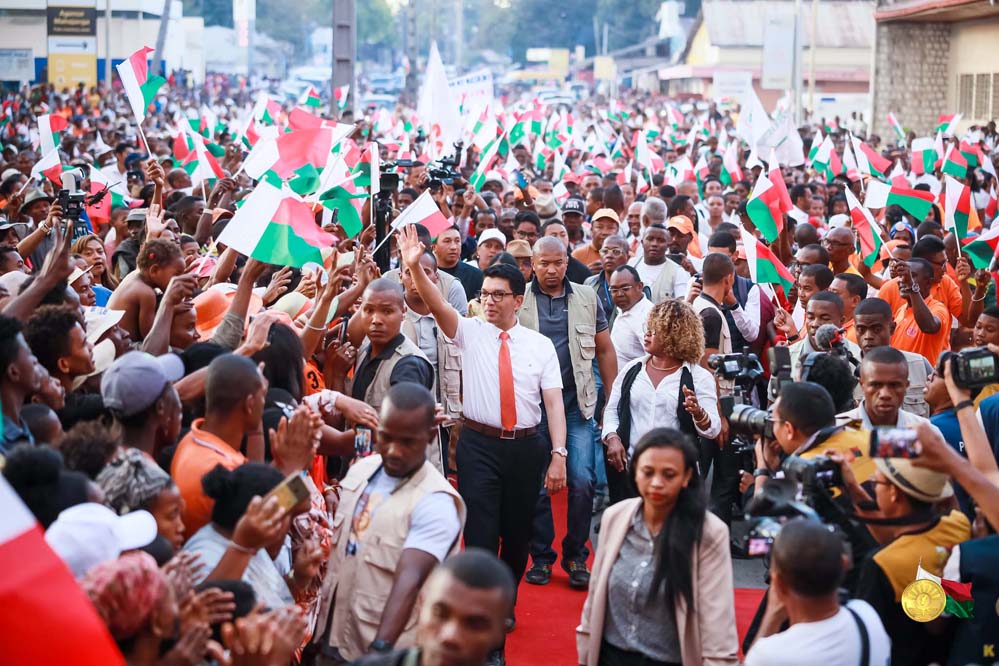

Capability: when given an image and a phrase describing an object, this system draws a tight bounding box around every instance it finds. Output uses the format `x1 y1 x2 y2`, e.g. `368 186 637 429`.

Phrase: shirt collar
371 333 407 360
531 277 573 297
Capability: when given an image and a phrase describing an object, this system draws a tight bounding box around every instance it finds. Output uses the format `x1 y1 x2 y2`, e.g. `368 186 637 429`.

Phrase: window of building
992 73 999 120
975 73 991 119
958 74 974 116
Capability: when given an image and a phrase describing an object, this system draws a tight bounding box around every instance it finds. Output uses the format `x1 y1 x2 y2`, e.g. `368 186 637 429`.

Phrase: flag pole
371 224 399 255
16 176 34 196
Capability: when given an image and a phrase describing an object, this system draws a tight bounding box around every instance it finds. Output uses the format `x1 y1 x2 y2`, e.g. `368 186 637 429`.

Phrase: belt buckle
499 428 516 440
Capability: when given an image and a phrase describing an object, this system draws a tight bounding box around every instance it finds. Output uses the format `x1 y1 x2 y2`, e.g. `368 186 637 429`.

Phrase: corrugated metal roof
703 0 876 48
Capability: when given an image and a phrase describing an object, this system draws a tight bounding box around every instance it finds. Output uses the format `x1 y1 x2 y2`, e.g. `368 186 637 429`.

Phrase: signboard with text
0 49 35 82
46 0 96 88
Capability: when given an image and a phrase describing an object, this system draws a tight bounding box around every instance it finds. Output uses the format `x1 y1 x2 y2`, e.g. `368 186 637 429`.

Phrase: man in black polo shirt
434 224 483 301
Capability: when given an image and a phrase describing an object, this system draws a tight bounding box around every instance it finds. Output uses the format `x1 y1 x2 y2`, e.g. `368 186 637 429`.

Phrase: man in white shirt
744 519 891 666
607 265 652 368
788 183 812 226
397 225 567 613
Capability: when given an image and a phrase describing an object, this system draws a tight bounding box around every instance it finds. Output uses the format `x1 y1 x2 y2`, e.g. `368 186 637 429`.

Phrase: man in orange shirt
890 259 951 364
170 353 267 535
877 236 969 326
571 208 620 275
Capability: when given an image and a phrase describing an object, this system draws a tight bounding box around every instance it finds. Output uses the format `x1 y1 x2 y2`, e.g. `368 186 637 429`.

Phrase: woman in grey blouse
576 428 739 666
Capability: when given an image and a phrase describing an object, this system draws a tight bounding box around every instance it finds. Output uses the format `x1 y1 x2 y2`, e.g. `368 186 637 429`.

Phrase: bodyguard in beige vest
337 279 439 470
519 236 618 589
312 383 466 664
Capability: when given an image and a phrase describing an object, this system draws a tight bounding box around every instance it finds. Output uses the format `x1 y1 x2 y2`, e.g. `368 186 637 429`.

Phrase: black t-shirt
700 308 724 350
439 262 483 301
351 334 434 401
566 255 592 285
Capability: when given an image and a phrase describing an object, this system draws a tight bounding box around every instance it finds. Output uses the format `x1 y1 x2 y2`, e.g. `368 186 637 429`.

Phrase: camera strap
845 606 870 666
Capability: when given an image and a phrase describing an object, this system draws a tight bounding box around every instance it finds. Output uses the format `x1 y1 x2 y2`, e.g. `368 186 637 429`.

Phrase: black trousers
599 640 681 666
698 437 744 525
603 443 637 506
456 427 548 584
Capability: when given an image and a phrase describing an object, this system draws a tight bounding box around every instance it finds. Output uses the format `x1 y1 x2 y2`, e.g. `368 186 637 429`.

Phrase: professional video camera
741 455 844 557
710 348 767 457
426 141 464 191
59 165 106 240
943 347 999 390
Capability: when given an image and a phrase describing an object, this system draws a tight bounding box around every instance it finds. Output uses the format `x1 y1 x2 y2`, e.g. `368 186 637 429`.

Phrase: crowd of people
2 76 999 666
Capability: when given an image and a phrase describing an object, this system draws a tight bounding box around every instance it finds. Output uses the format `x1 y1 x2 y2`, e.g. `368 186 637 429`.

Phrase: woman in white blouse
601 299 720 504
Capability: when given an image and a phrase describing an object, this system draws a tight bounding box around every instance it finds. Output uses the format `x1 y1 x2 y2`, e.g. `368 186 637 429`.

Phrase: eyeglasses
479 290 514 302
608 285 636 294
599 248 626 257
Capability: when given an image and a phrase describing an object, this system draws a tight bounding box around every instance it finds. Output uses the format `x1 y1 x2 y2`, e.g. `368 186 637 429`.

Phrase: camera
708 350 764 385
58 166 92 239
768 346 792 400
721 400 774 440
427 141 463 191
945 347 999 390
782 454 843 491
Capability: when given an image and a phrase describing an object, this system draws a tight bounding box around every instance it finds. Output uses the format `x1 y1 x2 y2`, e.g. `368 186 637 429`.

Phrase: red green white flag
809 134 834 172
390 189 450 238
739 224 793 292
944 175 975 240
851 135 891 178
964 223 999 270
219 181 334 267
115 47 166 124
768 149 793 214
30 148 62 186
845 188 884 267
987 183 998 221
243 125 353 181
935 114 962 136
720 141 743 185
863 180 935 220
333 85 349 113
746 170 784 243
916 564 973 618
910 137 937 176
888 112 905 141
942 145 968 179
300 86 322 109
37 113 68 155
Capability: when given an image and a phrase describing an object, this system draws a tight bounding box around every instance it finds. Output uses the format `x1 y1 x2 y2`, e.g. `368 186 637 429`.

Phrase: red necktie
498 331 517 431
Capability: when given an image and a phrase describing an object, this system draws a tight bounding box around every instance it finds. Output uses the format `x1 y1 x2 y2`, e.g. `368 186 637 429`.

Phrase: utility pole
807 0 819 115
151 0 170 77
454 0 463 71
105 0 113 99
792 0 803 125
331 0 355 116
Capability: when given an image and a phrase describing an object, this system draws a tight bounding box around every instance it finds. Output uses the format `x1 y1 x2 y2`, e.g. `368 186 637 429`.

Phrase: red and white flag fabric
38 113 69 155
30 148 62 186
115 47 166 124
767 149 793 214
845 188 884 268
391 189 450 238
0 477 125 666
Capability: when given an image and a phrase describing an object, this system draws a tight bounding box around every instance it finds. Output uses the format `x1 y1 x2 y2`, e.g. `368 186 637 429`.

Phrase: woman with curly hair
600 298 720 503
72 233 118 304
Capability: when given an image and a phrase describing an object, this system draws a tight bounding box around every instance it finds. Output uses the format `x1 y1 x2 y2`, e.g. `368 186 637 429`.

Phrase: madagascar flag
218 181 335 267
864 180 935 220
739 224 793 292
0 478 125 666
963 225 999 270
916 565 973 618
910 137 936 176
942 147 968 179
944 175 977 239
845 188 883 267
746 171 784 243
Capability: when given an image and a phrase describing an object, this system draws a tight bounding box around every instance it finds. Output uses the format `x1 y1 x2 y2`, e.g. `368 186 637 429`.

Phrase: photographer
829 440 971 666
744 519 891 666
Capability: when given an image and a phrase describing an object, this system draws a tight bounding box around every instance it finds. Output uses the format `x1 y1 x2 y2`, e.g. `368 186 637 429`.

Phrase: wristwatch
551 447 568 458
369 639 393 654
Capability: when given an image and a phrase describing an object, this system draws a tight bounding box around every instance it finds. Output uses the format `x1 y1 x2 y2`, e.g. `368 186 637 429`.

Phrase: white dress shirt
449 317 562 429
610 297 653 369
602 358 721 453
731 283 762 343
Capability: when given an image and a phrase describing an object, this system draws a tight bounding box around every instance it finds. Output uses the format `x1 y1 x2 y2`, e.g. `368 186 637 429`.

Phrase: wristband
786 333 800 342
753 469 772 478
228 540 256 554
954 399 975 412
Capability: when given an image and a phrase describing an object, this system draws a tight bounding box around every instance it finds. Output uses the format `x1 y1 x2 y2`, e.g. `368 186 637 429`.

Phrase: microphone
814 324 845 351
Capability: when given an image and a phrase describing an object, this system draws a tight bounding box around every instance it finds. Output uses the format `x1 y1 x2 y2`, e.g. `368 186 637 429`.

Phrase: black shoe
486 648 505 666
525 562 552 585
563 560 591 589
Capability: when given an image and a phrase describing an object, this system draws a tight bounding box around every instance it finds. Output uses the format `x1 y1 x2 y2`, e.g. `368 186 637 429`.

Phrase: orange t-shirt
303 362 325 396
571 244 601 268
842 319 858 345
170 419 247 536
890 297 952 364
877 275 962 322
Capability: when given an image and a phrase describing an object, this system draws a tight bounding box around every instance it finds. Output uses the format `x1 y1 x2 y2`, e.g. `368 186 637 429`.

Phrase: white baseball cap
477 228 507 248
45 503 158 579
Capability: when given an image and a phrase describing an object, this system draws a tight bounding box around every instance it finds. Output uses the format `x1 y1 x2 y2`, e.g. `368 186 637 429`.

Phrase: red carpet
506 493 765 664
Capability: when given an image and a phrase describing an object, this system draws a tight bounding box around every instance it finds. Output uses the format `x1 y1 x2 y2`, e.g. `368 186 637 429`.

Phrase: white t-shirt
346 468 461 562
744 600 891 666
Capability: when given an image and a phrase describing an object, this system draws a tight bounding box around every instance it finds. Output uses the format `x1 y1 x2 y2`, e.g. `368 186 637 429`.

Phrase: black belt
462 417 538 440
